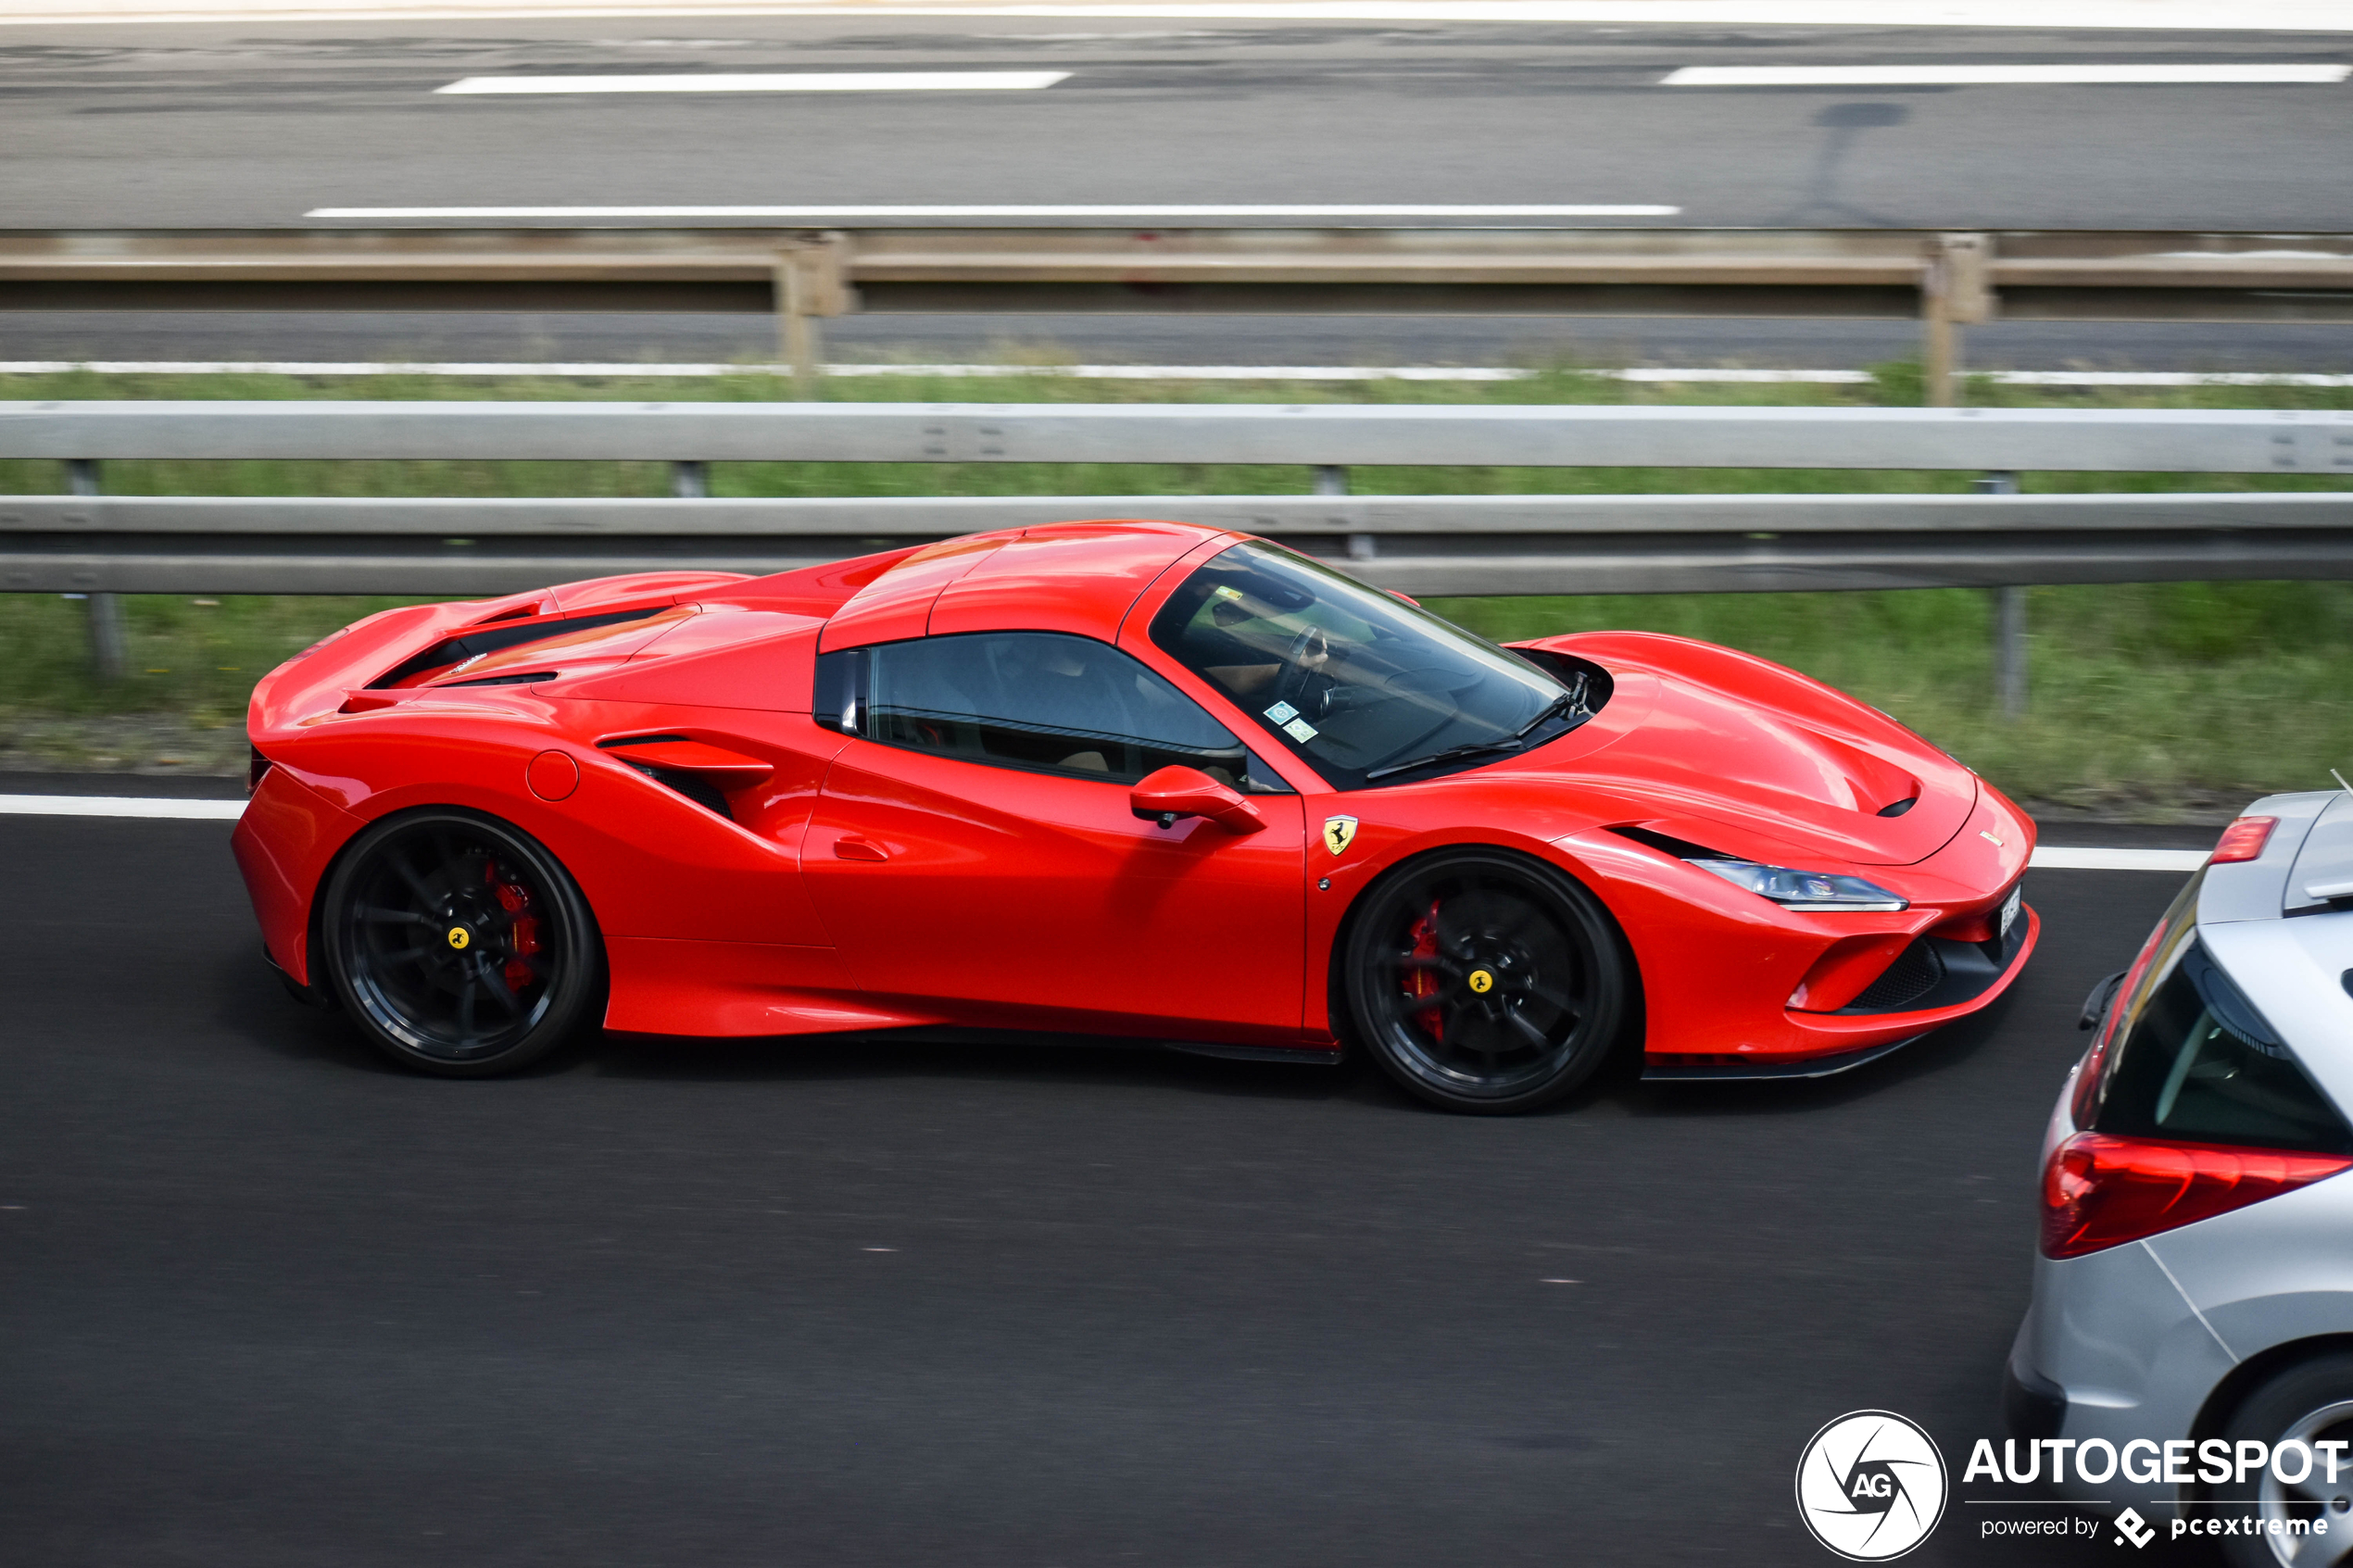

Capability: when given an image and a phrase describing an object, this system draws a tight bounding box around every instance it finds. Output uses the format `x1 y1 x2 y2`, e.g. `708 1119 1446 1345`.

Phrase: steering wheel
1274 624 1332 712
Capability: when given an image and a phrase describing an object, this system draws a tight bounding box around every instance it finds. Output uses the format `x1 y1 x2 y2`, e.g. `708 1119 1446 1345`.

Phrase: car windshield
1149 542 1590 790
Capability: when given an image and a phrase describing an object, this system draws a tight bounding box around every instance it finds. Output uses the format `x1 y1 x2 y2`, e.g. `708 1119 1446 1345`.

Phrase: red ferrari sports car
233 520 2036 1112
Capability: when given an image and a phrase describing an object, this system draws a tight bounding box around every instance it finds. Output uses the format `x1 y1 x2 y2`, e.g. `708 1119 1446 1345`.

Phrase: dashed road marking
435 70 1072 94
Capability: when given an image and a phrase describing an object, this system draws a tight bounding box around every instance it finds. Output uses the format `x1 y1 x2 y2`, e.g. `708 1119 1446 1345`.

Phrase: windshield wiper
1362 695 1580 783
1512 690 1581 741
1363 736 1526 782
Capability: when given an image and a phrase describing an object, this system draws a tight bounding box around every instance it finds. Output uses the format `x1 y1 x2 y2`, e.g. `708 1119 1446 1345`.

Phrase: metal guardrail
8 226 2353 402
5 401 2352 598
7 493 2353 598
9 396 2349 709
6 401 2353 470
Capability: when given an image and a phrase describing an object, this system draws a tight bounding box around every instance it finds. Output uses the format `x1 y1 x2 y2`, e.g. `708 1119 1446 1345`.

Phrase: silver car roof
2197 789 2346 924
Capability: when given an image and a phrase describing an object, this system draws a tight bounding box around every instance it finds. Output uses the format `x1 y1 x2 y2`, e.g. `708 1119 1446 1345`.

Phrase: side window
815 632 1292 793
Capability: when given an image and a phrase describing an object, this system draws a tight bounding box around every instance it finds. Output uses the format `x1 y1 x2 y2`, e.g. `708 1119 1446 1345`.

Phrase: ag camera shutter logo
1795 1410 1948 1561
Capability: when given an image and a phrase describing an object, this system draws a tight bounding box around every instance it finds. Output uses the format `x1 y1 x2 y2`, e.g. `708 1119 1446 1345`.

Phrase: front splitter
1640 1034 1927 1083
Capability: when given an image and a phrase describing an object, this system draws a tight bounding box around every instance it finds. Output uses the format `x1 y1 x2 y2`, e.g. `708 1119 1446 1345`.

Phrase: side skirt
1164 1040 1345 1065
617 1021 1346 1065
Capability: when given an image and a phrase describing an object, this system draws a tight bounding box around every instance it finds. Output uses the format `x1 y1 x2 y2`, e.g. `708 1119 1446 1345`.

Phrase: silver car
2008 788 2353 1564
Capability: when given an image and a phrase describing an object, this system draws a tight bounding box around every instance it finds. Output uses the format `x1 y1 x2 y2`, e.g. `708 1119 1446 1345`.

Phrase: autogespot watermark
1961 1436 2347 1548
1796 1411 1949 1561
1796 1412 2351 1556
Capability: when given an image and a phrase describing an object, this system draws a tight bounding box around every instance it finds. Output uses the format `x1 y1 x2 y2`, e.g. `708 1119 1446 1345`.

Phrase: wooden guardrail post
1922 234 1995 408
774 233 856 395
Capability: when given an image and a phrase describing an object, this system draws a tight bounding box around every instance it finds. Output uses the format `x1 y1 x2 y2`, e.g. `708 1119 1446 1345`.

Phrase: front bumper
1642 905 2038 1080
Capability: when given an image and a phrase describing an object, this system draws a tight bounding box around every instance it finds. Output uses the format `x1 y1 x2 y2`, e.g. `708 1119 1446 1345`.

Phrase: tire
1340 848 1630 1115
318 809 604 1077
2213 1351 2353 1568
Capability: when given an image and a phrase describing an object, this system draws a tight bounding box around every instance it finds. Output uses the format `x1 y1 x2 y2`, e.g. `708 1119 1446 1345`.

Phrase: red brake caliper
485 860 541 991
1404 899 1444 1044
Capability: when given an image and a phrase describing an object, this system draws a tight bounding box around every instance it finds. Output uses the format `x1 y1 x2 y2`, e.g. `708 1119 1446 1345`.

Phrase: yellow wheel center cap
446 925 472 951
1467 969 1494 994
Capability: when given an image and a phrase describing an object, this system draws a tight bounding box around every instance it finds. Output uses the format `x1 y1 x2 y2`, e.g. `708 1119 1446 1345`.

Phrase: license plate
1998 884 2021 939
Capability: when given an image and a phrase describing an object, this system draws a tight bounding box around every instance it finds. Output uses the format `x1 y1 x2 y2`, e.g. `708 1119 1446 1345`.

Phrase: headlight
1691 859 1907 912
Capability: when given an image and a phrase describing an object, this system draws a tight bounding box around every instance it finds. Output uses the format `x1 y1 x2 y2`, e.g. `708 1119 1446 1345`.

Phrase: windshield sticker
1264 701 1300 724
1283 718 1320 743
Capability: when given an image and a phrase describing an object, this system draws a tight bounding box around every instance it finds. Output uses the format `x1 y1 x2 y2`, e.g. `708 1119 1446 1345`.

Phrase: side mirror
1129 765 1266 834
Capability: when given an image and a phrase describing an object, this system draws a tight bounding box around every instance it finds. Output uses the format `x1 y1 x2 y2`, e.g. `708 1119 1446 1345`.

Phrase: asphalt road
2 18 2348 231
0 777 2230 1566
6 16 2349 373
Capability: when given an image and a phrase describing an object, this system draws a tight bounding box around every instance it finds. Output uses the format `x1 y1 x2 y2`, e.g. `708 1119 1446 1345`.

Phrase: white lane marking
304 203 1682 219
436 71 1071 94
1664 63 2353 86
0 358 1535 379
10 5 2353 34
0 795 245 821
15 362 2353 388
1972 371 2353 387
2031 847 2208 872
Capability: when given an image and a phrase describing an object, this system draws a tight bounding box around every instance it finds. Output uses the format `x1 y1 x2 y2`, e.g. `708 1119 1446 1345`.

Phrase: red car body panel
233 522 2037 1073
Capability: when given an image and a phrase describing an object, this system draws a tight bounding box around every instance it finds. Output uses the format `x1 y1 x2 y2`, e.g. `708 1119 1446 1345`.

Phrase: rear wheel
1340 849 1629 1115
2215 1352 2353 1567
320 810 602 1077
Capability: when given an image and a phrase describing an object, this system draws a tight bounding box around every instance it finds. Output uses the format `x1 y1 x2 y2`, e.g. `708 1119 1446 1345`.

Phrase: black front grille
1845 939 1945 1013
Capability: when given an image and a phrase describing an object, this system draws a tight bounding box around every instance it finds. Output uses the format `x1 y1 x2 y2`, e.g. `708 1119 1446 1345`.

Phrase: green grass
0 593 422 731
1437 583 2353 816
5 363 2350 814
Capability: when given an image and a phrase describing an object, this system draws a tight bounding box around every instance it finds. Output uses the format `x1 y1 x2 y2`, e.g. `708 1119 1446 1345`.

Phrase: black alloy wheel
319 810 602 1076
1340 849 1630 1114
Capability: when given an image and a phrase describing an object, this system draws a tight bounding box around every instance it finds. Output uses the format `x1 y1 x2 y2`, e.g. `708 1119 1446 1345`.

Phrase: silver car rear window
2085 937 2353 1155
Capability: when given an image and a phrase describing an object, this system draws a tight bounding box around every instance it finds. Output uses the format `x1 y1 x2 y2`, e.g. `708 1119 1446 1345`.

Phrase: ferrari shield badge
1322 816 1359 857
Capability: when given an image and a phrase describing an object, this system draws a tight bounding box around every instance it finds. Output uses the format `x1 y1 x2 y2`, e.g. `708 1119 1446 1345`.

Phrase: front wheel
2214 1352 2353 1568
319 810 603 1077
1340 849 1630 1115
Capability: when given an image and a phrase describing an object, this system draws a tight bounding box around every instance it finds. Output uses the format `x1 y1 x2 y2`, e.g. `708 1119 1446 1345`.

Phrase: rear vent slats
368 606 667 689
441 671 558 688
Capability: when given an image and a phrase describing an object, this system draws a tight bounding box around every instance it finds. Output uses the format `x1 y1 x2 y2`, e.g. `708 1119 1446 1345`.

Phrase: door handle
833 835 889 862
